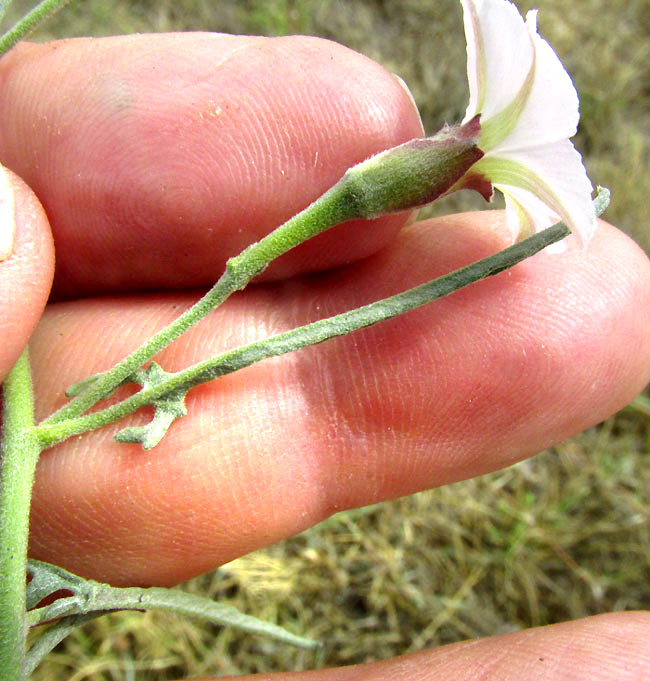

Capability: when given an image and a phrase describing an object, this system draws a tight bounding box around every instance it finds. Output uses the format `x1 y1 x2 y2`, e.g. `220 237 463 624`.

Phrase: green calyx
339 115 484 219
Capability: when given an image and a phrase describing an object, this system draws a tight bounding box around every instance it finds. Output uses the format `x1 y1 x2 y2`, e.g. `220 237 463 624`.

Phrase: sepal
340 116 484 218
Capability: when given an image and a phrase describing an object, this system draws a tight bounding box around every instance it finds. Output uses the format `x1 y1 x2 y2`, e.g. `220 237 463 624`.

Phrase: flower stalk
41 123 484 429
0 0 75 56
35 185 612 452
0 349 40 680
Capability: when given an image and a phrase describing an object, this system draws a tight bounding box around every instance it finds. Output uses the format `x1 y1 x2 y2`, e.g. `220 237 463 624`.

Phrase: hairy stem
40 126 485 428
0 349 40 680
35 221 570 449
39 182 356 428
0 0 74 55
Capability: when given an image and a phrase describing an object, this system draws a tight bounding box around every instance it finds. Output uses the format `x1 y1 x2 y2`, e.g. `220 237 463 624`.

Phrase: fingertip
548 218 650 408
209 612 650 681
0 166 54 380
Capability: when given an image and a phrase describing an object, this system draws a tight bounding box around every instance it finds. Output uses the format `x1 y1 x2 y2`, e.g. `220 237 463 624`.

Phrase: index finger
0 33 423 299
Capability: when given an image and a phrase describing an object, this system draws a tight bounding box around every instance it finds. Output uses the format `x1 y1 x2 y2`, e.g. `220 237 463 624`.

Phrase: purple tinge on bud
452 170 494 202
453 113 482 141
435 114 494 202
340 116 486 219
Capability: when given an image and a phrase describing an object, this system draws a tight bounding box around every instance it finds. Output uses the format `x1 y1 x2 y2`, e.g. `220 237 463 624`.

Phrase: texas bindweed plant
0 0 610 678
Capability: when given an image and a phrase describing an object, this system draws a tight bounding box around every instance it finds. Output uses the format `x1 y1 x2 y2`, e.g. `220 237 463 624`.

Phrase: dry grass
2 0 648 678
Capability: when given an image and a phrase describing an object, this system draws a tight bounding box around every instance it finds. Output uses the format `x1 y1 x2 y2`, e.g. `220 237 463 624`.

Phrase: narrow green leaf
25 613 106 677
123 586 320 650
26 560 318 649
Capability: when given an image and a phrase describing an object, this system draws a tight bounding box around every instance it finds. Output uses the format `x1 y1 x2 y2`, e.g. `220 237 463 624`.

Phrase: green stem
39 181 357 427
24 613 105 678
0 349 40 681
35 222 569 449
40 126 485 428
0 0 74 55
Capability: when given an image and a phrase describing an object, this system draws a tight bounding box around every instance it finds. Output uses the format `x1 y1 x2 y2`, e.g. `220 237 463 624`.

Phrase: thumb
0 163 54 381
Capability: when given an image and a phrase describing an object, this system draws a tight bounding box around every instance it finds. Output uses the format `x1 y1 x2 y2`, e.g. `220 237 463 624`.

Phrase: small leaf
26 560 318 651
113 362 188 449
25 613 106 678
132 585 320 650
66 370 130 399
26 560 104 625
27 560 88 610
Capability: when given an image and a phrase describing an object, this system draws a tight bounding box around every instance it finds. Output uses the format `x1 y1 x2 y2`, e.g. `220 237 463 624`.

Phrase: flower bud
336 116 485 220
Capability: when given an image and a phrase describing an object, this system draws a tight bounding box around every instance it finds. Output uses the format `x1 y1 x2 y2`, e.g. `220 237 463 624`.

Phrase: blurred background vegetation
2 0 648 678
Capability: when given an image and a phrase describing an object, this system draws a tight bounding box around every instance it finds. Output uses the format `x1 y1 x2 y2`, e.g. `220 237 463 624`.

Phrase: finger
28 216 650 585
0 34 423 299
208 611 650 681
0 165 54 381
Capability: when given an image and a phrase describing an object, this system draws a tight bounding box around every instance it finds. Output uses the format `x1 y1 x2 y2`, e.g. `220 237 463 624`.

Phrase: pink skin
209 612 650 681
0 34 421 298
211 612 650 681
0 169 54 379
0 34 649 681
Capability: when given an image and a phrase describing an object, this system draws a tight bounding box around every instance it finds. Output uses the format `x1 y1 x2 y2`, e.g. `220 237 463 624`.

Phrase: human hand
1 34 649 680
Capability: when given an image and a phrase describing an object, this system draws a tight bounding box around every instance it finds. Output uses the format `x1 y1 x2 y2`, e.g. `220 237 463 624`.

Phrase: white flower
460 0 596 246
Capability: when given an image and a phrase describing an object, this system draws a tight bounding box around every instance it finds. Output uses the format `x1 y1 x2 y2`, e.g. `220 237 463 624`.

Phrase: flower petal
461 0 535 124
501 188 570 252
502 185 564 239
458 0 596 248
472 139 596 246
493 11 580 152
